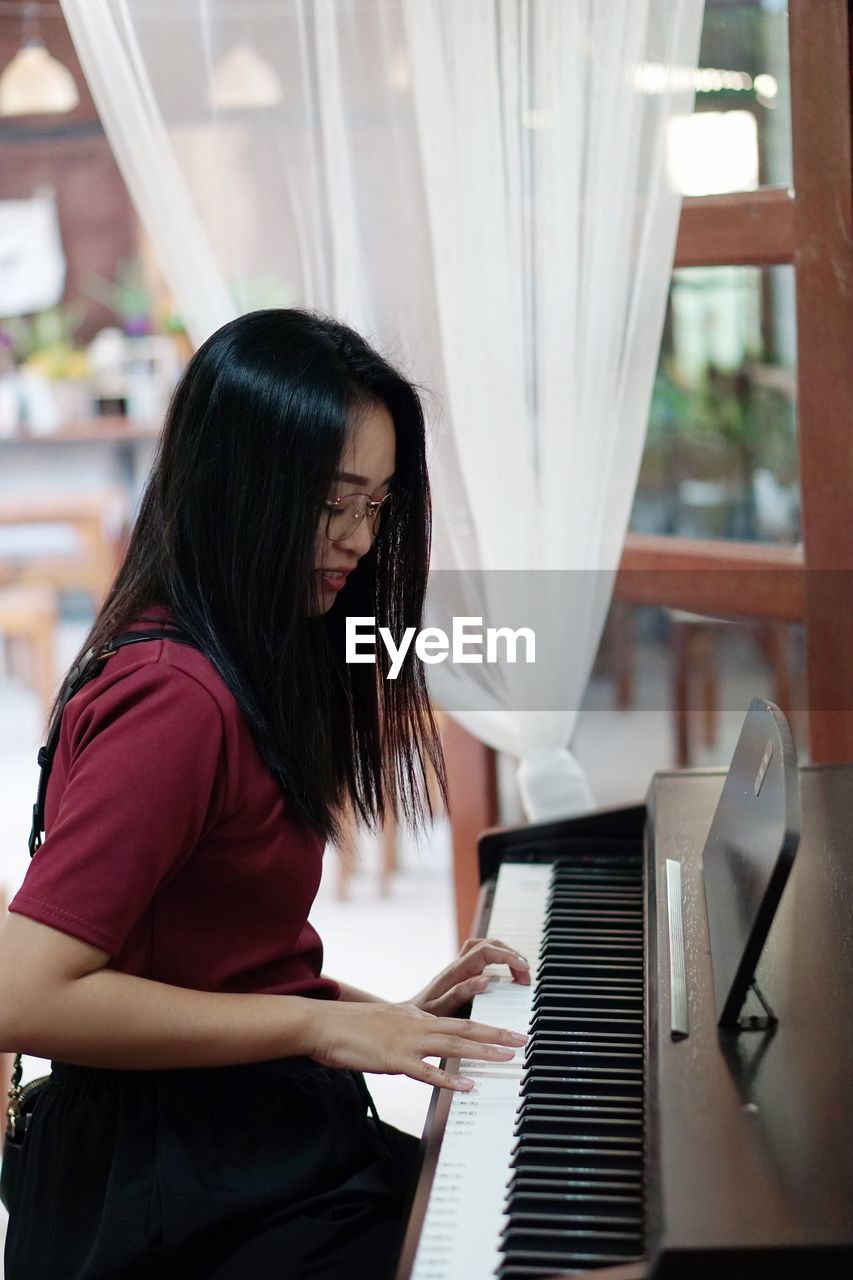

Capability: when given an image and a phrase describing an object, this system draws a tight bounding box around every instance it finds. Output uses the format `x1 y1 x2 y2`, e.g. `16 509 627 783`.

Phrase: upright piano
396 701 853 1279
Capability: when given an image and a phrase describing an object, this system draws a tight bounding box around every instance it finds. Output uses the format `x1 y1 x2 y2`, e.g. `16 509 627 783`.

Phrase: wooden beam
616 534 805 621
789 0 853 762
441 716 499 947
674 189 795 268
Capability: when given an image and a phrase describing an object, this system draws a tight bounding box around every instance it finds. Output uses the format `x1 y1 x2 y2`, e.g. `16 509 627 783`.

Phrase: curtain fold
404 0 703 818
61 0 704 821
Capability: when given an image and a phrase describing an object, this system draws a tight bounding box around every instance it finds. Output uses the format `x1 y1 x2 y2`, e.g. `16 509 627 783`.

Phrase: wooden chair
335 715 447 900
0 585 58 721
668 610 796 767
0 489 127 608
600 602 800 768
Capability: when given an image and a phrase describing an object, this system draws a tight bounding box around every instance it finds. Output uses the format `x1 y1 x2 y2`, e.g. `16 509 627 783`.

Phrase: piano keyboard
409 857 645 1280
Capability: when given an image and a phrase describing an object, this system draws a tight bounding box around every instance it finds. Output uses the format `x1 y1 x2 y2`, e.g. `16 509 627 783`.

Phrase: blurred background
1 0 847 1163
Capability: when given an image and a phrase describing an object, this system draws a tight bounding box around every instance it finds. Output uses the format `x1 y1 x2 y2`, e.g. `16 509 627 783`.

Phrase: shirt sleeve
9 660 227 957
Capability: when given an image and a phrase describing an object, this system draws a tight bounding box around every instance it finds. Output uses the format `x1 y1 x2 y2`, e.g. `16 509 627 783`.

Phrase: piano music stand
701 697 800 1031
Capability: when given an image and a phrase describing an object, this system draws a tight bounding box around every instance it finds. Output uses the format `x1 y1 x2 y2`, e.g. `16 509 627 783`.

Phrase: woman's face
311 401 396 614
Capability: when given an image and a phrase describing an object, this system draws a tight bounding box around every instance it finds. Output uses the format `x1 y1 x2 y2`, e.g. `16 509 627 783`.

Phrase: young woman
0 309 529 1280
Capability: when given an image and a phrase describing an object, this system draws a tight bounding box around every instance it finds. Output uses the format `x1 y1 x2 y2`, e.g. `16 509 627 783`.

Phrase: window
618 0 853 765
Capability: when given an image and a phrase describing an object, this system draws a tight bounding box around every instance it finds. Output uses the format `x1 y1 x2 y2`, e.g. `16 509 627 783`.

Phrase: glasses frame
324 490 393 542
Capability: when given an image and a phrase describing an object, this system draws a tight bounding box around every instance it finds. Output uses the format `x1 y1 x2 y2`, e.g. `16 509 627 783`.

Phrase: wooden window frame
617 0 853 766
447 0 853 940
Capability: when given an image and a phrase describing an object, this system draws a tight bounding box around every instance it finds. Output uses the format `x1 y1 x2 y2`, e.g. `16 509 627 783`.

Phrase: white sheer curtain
404 2 704 817
61 0 703 820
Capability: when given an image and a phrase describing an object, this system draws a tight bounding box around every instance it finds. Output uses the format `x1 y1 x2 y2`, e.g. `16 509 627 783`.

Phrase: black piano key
527 1008 640 1029
508 1168 644 1188
546 912 640 920
536 981 643 993
505 1191 644 1216
497 1264 642 1280
506 1172 644 1192
547 889 641 899
534 985 618 999
520 1086 643 1103
497 1269 574 1279
545 921 643 933
534 984 643 994
546 902 641 911
497 1269 573 1279
550 869 641 879
500 1227 643 1254
522 1062 643 1076
552 867 640 880
498 1256 643 1278
526 1036 643 1052
507 1111 640 1131
522 1013 640 1034
515 1109 643 1134
502 1209 643 1231
531 996 644 1014
545 925 643 939
549 879 641 887
528 1011 642 1024
513 1128 644 1151
536 961 643 978
514 1114 644 1135
524 1021 642 1046
497 1268 573 1279
506 1171 644 1199
521 1071 643 1099
516 1100 642 1118
543 935 642 948
524 1048 642 1070
499 1258 643 1275
511 1141 643 1172
526 1036 643 1053
548 870 635 880
547 895 641 905
526 1029 643 1045
532 977 644 991
527 1025 643 1042
547 898 641 910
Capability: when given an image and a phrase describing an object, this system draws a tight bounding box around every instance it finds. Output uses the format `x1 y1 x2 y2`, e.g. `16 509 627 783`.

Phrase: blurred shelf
0 417 161 446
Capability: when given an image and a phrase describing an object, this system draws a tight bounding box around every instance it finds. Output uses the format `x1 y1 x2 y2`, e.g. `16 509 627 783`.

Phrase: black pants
5 1057 422 1280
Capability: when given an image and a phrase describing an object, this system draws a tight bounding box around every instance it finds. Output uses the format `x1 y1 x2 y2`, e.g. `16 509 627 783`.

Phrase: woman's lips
318 569 349 591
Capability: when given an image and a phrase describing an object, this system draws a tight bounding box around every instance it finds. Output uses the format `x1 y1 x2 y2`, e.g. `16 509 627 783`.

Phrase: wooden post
441 717 499 946
789 0 853 763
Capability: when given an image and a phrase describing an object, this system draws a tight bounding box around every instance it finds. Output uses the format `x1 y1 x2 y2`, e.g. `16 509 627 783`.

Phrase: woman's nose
337 514 375 557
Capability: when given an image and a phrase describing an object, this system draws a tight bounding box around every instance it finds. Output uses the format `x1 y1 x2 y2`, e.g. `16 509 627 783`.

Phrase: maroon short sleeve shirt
9 618 340 1001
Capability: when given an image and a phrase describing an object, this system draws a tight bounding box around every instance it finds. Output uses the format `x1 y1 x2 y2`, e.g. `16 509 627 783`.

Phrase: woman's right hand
304 999 527 1092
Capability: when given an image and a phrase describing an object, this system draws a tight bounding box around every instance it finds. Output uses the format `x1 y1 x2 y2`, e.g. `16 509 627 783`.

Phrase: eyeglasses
324 491 393 542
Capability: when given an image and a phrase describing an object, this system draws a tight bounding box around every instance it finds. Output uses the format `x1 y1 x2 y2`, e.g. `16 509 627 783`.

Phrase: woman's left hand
405 937 531 1017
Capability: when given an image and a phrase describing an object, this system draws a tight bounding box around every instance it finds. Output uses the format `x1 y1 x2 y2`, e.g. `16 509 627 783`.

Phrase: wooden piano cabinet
398 765 853 1279
646 764 853 1276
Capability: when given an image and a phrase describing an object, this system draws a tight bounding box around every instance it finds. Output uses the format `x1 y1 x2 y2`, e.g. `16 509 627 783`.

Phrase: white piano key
410 862 553 1280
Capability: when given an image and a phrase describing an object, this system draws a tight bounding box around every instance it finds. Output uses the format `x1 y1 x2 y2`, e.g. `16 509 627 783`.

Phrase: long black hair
54 308 447 843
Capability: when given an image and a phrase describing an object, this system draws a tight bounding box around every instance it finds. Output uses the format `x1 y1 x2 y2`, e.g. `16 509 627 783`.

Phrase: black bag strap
8 626 200 1132
28 627 199 858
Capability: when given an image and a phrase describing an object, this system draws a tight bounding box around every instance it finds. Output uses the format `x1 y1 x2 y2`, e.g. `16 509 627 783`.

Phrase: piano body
397 703 853 1280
